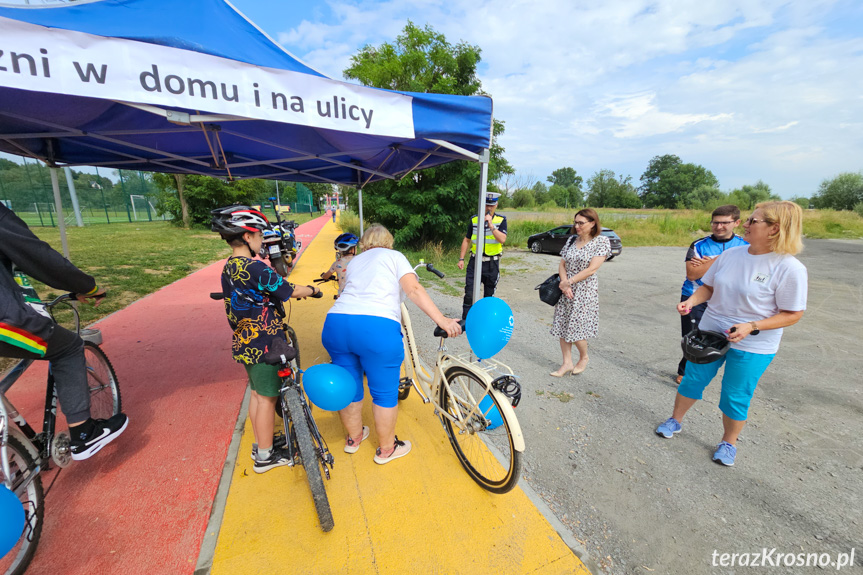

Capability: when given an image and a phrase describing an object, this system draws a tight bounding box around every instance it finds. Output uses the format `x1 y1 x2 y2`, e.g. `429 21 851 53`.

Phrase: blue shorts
678 348 775 421
321 313 404 408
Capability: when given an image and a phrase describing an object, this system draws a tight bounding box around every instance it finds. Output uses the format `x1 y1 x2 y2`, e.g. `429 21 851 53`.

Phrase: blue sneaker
712 441 737 466
656 417 682 438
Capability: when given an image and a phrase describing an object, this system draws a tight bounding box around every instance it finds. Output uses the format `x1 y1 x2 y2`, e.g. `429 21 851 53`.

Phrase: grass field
24 216 314 326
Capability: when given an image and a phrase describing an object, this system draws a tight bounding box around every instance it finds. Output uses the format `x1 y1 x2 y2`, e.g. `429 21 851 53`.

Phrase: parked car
527 225 623 260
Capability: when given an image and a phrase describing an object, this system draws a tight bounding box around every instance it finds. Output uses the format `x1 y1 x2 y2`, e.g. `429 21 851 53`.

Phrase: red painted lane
3 214 329 575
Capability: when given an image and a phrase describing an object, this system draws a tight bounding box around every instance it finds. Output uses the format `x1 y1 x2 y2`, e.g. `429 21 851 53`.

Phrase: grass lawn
24 216 314 326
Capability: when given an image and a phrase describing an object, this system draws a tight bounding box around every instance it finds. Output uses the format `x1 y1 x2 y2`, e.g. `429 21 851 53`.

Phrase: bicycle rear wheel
439 367 523 494
0 435 44 575
283 386 334 532
83 342 122 420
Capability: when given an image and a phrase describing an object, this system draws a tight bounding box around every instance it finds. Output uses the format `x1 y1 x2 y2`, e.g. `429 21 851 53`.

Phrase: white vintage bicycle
398 262 524 494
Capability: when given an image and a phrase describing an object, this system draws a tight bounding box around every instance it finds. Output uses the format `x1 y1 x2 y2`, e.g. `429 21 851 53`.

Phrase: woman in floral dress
550 208 611 376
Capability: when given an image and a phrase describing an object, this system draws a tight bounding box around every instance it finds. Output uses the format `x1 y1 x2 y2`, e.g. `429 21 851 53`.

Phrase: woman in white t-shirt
656 201 808 467
322 224 462 465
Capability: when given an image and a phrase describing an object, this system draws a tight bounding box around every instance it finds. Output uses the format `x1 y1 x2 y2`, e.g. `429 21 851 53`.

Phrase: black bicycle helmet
334 233 359 253
681 328 730 364
210 205 270 238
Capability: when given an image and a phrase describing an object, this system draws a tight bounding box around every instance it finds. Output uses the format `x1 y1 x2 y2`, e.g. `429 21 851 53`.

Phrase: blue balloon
465 297 514 359
0 484 25 558
303 363 356 411
479 395 503 430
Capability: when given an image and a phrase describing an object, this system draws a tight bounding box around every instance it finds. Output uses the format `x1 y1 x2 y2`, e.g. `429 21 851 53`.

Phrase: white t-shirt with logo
699 245 807 354
328 247 417 324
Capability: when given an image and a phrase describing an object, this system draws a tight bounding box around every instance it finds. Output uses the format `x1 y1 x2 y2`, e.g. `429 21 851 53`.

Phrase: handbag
535 274 563 306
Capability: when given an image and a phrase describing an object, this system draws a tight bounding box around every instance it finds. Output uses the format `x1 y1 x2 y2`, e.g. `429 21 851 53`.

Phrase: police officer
457 192 507 320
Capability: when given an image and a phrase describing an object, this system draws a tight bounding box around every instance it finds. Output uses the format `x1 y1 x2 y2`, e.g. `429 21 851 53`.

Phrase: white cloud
257 0 862 198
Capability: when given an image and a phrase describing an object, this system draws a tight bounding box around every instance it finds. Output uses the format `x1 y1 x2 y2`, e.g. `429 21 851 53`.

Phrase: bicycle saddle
261 338 297 365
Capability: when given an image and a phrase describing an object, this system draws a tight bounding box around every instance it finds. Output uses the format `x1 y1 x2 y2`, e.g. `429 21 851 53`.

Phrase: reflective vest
470 215 504 256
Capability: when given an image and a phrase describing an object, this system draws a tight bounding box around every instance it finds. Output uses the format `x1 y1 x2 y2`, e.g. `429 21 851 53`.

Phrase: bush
855 203 863 218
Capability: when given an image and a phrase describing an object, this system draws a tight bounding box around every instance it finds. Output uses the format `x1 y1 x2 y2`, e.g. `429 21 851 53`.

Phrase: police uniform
461 194 507 320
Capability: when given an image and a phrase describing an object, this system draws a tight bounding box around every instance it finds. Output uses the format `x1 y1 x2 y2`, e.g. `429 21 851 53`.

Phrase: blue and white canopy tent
0 0 495 303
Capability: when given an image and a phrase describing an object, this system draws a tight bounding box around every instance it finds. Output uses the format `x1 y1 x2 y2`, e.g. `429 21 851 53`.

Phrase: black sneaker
253 447 292 474
70 413 129 461
250 432 288 461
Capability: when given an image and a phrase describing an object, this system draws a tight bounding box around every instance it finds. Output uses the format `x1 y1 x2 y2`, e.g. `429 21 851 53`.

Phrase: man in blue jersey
675 205 748 383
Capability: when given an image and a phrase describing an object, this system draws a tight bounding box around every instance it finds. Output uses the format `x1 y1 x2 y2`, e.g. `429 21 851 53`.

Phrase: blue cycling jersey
681 234 748 297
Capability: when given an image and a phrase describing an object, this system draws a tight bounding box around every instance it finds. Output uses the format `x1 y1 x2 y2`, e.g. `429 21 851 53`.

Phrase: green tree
152 174 267 226
586 170 640 208
547 167 584 208
683 184 727 210
812 172 863 210
547 167 582 190
343 22 511 246
511 188 536 208
728 180 776 210
790 196 811 209
639 155 720 208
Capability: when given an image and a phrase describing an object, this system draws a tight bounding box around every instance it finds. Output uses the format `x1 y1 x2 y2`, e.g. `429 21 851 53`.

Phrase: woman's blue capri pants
678 348 775 421
321 313 404 408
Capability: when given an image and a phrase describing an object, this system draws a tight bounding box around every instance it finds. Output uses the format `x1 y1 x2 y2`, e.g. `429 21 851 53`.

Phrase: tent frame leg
471 149 491 309
50 167 70 258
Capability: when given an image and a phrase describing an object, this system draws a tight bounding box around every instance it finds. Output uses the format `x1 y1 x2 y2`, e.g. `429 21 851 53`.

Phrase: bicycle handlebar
434 319 465 338
47 292 106 307
210 289 323 300
411 262 445 279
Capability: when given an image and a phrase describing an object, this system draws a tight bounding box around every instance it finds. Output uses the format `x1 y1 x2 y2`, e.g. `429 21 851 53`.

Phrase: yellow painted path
211 218 590 575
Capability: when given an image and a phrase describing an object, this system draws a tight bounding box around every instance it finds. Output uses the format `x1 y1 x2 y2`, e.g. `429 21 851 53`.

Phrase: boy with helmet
210 205 321 473
320 233 358 296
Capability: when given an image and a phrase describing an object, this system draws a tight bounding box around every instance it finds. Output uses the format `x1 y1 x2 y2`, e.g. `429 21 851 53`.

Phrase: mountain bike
210 290 334 531
1 293 121 575
398 262 525 494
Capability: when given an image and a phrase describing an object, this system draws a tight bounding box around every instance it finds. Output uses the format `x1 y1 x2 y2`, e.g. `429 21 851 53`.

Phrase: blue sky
229 0 863 199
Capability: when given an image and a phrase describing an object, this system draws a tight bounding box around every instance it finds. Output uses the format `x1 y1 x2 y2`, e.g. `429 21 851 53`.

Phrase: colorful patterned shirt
220 256 296 365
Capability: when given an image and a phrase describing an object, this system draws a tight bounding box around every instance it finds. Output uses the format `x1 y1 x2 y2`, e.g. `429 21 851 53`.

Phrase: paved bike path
209 220 590 574
4 214 330 575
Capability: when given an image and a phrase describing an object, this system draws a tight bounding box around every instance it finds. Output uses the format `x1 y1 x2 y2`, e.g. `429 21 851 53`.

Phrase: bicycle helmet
681 328 730 364
334 233 359 253
210 205 270 238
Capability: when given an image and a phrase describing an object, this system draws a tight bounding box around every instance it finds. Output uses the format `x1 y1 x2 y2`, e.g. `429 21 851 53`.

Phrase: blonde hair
359 224 394 251
755 201 804 255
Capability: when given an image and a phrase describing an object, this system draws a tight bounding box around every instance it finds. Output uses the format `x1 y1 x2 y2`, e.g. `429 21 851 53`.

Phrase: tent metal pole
63 167 84 227
472 148 491 308
358 187 364 237
50 168 70 258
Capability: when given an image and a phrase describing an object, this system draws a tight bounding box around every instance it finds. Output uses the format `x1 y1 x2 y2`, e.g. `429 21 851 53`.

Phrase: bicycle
259 197 301 278
397 262 525 494
1 293 122 575
209 290 334 532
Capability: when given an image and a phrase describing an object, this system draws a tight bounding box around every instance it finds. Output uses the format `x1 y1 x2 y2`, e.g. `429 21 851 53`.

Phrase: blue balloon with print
479 395 503 430
465 297 514 359
0 484 25 558
303 363 355 411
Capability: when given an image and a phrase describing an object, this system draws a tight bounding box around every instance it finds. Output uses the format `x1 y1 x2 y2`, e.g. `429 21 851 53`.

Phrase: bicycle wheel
0 435 44 575
283 385 334 532
439 367 523 494
83 342 122 420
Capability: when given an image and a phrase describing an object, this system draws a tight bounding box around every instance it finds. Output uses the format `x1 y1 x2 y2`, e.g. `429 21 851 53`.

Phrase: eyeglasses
744 217 770 225
573 221 591 227
710 220 736 226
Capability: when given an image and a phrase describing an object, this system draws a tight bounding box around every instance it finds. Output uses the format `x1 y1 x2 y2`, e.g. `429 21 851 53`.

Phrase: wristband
459 258 465 261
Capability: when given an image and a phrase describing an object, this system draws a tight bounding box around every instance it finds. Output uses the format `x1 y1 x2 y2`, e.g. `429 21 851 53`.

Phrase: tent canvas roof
0 0 493 186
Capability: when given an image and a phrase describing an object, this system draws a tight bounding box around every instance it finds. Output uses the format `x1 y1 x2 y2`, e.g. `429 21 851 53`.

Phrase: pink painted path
3 214 329 574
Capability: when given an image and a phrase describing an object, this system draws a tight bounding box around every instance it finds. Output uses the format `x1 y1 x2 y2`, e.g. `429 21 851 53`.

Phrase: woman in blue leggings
322 225 461 464
656 201 808 467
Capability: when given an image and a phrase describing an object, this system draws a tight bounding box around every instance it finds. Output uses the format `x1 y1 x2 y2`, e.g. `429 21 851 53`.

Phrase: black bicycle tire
284 386 334 532
439 366 523 494
1 435 45 575
83 342 122 419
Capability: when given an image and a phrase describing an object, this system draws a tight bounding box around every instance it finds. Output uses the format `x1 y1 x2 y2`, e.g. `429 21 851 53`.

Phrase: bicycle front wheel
439 367 523 494
83 342 122 420
0 435 44 575
283 386 334 532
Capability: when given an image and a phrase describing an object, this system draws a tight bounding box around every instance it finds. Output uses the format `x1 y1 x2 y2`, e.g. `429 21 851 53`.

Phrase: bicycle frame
399 302 525 453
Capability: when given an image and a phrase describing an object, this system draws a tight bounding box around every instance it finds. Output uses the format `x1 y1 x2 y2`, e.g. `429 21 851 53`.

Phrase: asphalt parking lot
413 238 863 574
